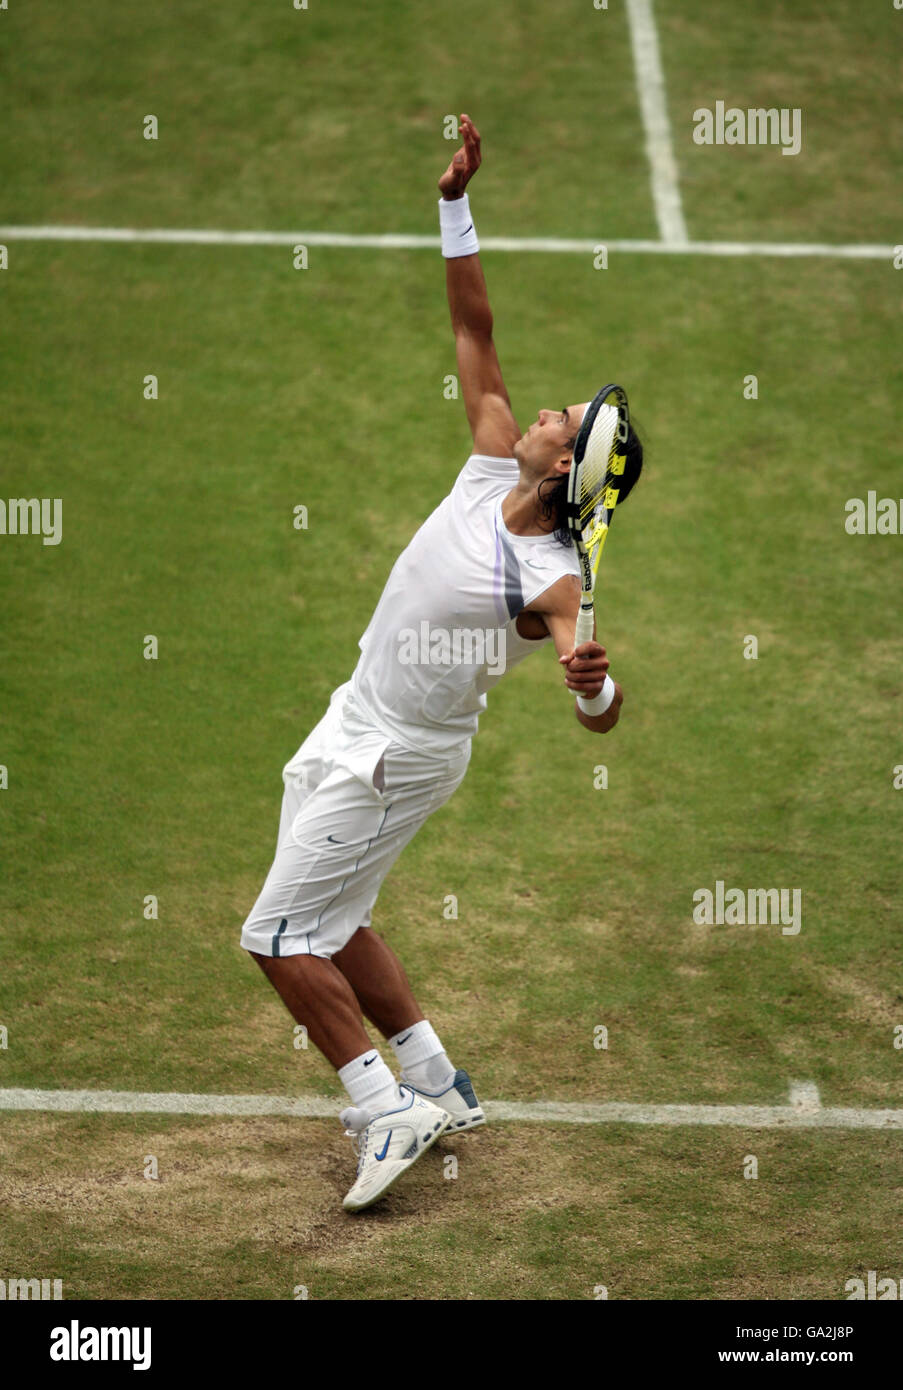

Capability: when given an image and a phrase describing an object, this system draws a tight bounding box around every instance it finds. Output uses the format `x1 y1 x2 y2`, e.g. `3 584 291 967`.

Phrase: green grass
0 0 653 239
2 246 900 1107
1 0 901 1301
662 0 903 243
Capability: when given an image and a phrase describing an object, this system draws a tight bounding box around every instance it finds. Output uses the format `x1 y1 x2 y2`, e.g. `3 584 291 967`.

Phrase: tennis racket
566 382 631 646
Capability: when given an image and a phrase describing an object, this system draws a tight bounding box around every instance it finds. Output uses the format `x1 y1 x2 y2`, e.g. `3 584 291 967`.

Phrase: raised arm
438 114 521 458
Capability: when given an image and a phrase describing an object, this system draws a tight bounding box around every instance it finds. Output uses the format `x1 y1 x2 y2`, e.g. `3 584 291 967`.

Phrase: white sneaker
405 1070 486 1133
340 1086 451 1213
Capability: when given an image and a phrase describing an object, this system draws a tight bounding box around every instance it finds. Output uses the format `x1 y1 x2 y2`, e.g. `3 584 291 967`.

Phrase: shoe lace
344 1128 364 1164
342 1111 371 1173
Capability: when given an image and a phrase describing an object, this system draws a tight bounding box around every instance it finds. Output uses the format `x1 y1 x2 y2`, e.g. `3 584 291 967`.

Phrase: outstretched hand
438 113 482 200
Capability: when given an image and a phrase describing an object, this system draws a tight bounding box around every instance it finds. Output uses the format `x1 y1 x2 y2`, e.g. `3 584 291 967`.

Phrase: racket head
566 383 630 591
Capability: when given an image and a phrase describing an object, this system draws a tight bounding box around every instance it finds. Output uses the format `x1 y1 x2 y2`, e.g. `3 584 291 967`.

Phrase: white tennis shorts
239 682 471 960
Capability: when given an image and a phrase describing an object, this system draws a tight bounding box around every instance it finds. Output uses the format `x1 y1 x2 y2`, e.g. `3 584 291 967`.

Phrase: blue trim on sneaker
451 1070 480 1111
405 1070 479 1108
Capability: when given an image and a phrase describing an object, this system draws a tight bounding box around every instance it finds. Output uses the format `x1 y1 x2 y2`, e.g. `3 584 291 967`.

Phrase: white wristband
577 675 616 716
439 193 479 258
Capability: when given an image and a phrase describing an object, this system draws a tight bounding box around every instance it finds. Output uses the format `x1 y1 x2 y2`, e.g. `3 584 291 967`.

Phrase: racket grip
574 607 595 646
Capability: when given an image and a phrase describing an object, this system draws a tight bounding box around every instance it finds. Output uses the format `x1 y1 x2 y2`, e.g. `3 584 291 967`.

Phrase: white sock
389 1020 455 1093
337 1050 402 1117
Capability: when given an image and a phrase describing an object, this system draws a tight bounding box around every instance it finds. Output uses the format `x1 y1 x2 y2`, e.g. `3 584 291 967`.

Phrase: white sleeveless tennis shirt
347 453 581 755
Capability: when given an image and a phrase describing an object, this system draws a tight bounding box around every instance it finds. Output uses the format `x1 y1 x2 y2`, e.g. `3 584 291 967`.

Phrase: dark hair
537 421 645 545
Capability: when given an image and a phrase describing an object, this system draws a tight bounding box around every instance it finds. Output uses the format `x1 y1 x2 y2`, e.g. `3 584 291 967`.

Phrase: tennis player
240 113 643 1212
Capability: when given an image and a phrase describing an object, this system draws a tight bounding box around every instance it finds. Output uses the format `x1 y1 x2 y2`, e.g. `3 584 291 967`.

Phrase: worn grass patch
1 1115 900 1300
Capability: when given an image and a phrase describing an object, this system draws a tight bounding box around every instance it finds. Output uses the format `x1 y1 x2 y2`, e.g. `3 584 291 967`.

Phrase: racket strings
577 436 612 518
576 403 623 541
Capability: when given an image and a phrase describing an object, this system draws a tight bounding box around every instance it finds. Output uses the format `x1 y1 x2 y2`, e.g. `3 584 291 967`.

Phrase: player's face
516 402 588 474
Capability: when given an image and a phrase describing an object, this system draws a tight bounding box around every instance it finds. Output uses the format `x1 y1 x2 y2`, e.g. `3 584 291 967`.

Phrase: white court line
0 225 893 260
1 1083 900 1130
625 0 688 245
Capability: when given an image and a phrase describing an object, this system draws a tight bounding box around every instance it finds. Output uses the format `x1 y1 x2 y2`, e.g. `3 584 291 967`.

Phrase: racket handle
574 607 595 646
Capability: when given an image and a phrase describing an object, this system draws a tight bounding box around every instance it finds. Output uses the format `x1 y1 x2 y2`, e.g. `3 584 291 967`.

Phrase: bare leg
332 927 425 1040
250 952 372 1070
